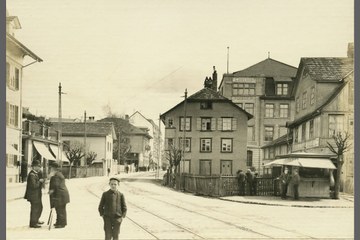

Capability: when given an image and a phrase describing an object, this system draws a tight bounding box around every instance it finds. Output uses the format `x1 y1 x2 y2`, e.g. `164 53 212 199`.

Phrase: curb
219 197 354 208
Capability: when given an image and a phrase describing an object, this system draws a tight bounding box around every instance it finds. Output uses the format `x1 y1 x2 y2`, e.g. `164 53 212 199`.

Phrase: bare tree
86 151 97 165
166 144 182 174
65 141 85 178
326 132 351 199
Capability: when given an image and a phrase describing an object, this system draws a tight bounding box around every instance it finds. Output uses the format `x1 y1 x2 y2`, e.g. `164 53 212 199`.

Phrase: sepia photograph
5 0 354 239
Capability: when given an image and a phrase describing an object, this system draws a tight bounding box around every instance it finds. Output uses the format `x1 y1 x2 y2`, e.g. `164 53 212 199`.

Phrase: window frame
179 137 191 152
276 83 288 95
264 126 274 141
279 104 289 118
201 117 212 131
220 138 233 153
179 117 191 131
200 138 212 152
222 117 232 131
265 104 274 118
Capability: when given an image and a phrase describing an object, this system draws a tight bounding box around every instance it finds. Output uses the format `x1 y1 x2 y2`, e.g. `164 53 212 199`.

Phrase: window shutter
15 68 20 90
6 102 9 125
217 118 222 131
196 118 201 130
6 63 10 87
232 118 237 130
15 105 19 127
211 118 216 130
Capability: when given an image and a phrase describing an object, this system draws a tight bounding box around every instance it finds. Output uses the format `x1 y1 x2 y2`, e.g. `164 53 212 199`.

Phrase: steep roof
98 118 152 139
51 122 116 139
6 33 43 62
161 87 253 121
232 58 297 77
301 58 353 82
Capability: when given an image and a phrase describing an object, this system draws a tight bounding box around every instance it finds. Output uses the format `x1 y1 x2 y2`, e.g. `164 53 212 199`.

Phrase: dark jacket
98 190 127 218
237 172 246 183
246 172 254 183
24 170 42 203
279 172 291 185
49 171 70 208
292 173 301 185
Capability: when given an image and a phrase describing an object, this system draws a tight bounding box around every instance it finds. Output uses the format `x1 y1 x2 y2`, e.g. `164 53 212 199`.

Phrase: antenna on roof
227 46 230 74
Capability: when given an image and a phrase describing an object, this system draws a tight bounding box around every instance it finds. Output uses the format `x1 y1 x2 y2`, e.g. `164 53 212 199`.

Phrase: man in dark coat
246 169 254 195
49 162 70 228
24 160 44 228
292 168 301 200
236 170 246 196
98 177 127 240
278 167 292 199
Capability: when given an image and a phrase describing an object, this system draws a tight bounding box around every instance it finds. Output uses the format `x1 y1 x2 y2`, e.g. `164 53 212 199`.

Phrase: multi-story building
6 10 42 183
129 111 162 169
98 117 152 170
218 58 297 173
161 73 252 176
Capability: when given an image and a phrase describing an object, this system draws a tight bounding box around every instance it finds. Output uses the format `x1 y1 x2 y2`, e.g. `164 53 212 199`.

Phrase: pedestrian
246 169 254 196
48 162 70 228
292 168 301 200
236 170 246 196
278 167 291 199
24 160 45 228
252 171 258 196
107 167 111 176
98 177 127 240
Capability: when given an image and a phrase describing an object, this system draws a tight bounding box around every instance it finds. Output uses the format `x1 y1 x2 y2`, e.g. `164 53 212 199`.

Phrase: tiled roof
187 88 228 101
232 58 297 77
98 118 152 139
261 134 292 148
51 122 115 138
301 58 353 82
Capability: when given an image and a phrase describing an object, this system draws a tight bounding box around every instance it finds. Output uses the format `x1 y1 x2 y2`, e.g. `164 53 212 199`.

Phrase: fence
61 166 104 179
178 174 279 197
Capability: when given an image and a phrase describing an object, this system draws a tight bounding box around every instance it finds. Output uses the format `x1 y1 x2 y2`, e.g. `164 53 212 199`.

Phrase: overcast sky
7 0 353 122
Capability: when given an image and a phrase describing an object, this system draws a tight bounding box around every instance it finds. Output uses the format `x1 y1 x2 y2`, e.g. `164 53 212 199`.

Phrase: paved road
6 172 354 239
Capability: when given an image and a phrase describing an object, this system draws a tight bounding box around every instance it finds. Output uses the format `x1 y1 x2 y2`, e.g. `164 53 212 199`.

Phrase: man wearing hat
48 162 70 228
24 160 45 228
98 177 127 240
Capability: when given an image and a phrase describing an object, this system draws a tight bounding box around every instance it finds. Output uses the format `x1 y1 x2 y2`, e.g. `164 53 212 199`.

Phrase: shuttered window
6 102 19 127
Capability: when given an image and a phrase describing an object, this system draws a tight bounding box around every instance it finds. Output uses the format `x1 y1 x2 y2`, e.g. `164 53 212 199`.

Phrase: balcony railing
22 120 58 141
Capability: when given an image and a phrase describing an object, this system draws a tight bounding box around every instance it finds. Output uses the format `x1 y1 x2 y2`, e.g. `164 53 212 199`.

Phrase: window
200 138 212 152
247 126 255 141
296 97 300 112
232 83 256 95
222 117 232 131
6 63 20 90
276 83 288 95
269 147 274 159
294 127 299 143
328 115 344 137
165 138 174 150
6 102 19 127
301 123 306 141
310 87 315 105
265 104 274 118
63 140 70 151
201 118 212 131
221 138 233 152
167 118 174 128
179 117 191 131
265 126 274 141
220 160 232 176
279 104 289 118
244 103 254 115
309 120 314 139
179 138 191 152
200 102 212 109
302 92 307 109
199 160 211 175
181 160 191 173
246 151 253 166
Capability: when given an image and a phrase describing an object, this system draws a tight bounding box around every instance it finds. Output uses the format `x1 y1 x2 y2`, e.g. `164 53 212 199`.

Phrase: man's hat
31 160 41 167
109 177 120 183
50 162 60 169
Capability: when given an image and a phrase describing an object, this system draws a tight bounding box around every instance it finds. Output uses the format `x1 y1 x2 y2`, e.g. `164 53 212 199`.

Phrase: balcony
22 120 58 141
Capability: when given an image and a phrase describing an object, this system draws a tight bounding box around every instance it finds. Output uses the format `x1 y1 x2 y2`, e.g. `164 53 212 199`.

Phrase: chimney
88 116 95 122
212 66 217 91
347 42 354 58
125 114 130 122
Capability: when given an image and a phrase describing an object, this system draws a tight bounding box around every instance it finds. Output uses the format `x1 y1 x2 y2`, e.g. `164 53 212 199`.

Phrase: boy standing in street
98 177 127 240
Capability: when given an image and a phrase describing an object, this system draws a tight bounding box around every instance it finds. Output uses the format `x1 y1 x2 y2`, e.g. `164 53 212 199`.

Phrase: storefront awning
6 144 22 155
264 158 336 169
33 142 56 161
49 145 70 163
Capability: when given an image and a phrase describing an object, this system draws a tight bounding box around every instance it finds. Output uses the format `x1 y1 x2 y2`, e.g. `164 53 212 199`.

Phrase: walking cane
47 208 53 230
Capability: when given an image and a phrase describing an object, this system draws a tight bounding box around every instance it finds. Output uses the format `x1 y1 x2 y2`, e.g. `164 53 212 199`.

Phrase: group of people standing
236 169 258 196
278 167 301 200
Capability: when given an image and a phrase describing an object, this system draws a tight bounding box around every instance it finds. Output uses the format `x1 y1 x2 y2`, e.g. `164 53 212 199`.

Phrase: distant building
161 71 252 176
6 10 42 183
219 58 297 173
98 117 152 170
129 111 162 169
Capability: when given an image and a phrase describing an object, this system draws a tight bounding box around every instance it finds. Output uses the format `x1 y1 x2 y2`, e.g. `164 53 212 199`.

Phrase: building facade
218 58 297 173
6 10 42 183
161 81 252 176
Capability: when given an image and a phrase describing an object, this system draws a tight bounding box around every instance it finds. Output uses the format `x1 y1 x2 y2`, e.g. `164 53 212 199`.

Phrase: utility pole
157 113 161 179
83 111 87 166
58 83 65 169
180 89 187 190
227 46 230 74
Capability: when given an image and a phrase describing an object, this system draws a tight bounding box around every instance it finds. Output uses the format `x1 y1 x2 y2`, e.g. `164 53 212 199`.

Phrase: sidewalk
220 193 354 208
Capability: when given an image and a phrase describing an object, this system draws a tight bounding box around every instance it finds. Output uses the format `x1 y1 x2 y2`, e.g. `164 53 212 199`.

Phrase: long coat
49 171 70 208
98 190 127 218
24 170 42 203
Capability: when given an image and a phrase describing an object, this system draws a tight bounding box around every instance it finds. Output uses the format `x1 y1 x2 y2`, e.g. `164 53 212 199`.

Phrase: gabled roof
301 58 353 82
288 71 353 128
232 58 297 77
161 87 253 121
129 111 157 129
98 118 152 139
6 33 43 62
51 122 116 139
